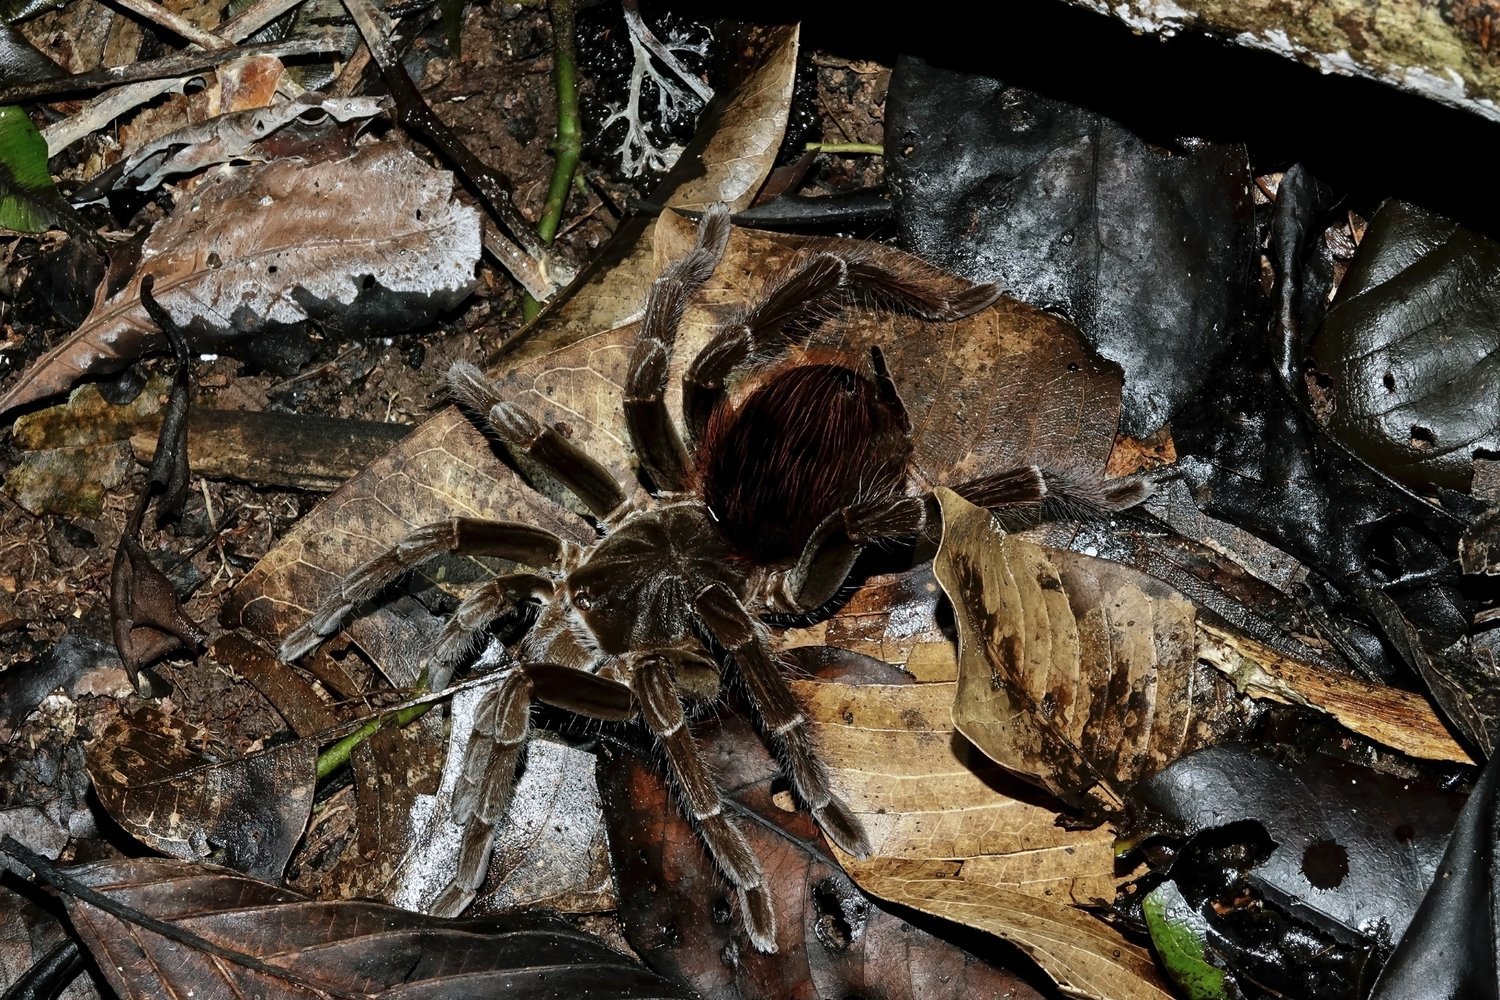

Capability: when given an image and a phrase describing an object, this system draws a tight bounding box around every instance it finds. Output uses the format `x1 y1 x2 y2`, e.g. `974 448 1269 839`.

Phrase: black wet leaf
1122 744 1469 999
1311 200 1500 492
1370 750 1500 1000
886 54 1255 437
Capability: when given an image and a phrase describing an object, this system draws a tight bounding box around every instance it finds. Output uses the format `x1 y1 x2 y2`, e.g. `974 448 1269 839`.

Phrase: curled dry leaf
31 855 694 1000
0 142 480 415
107 94 389 194
86 705 315 881
934 488 1255 816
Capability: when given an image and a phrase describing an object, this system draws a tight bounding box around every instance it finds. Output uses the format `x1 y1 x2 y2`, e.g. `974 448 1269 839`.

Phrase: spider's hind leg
695 583 870 860
628 648 779 953
437 662 635 916
624 203 732 494
682 243 1001 443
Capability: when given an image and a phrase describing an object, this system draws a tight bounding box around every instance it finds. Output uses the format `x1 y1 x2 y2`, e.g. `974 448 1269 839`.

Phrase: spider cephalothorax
281 206 1145 952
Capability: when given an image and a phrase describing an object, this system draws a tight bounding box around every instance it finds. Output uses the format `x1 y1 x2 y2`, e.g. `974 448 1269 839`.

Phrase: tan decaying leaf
0 142 480 415
4 375 169 515
226 29 805 652
115 94 389 193
796 668 1173 1000
668 24 799 213
935 489 1253 815
1198 621 1474 764
649 212 1123 490
86 705 315 881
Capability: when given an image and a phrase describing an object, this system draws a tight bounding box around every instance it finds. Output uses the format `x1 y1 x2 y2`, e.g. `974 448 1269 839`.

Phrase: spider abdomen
698 362 912 563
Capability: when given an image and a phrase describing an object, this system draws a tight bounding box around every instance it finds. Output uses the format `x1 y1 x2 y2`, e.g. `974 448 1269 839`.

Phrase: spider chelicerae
280 206 1146 951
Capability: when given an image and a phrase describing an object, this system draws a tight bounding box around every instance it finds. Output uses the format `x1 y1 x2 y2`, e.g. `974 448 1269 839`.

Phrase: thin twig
105 0 231 49
805 141 884 155
0 38 343 105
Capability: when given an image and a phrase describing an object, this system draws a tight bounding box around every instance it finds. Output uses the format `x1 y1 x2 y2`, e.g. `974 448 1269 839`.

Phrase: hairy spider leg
278 519 568 662
448 362 628 518
682 241 1003 445
436 660 638 917
629 649 778 953
772 466 1154 615
624 203 732 494
426 572 553 689
695 582 869 859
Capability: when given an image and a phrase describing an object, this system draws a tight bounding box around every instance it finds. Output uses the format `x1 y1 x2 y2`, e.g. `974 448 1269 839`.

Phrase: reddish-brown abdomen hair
698 362 912 562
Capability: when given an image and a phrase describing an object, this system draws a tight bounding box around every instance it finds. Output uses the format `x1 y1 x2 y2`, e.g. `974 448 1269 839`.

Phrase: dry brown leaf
32 856 694 1000
668 25 799 213
86 705 315 880
935 488 1254 815
0 142 480 415
795 663 1172 1000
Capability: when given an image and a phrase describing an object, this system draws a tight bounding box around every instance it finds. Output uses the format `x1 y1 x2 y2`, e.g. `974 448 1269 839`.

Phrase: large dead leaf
222 26 802 650
0 142 480 415
793 656 1172 1000
599 704 1048 1000
935 488 1256 816
29 855 694 999
85 705 315 881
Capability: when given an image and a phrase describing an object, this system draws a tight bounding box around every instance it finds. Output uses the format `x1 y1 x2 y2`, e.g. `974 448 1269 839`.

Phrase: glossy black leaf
886 55 1255 437
1122 744 1469 999
1370 750 1500 1000
1311 200 1500 492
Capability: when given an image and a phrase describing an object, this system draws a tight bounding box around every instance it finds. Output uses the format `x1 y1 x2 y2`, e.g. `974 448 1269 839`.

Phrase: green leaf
0 104 64 233
1143 881 1234 1000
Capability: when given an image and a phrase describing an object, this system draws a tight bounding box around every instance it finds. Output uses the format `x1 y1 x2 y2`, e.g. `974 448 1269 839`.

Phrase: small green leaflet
0 104 64 233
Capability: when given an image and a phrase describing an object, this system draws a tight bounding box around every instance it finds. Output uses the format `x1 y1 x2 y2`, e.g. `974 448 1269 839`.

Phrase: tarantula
280 206 1145 952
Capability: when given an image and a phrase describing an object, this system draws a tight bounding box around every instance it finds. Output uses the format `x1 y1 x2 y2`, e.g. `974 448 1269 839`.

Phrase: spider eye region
699 363 912 563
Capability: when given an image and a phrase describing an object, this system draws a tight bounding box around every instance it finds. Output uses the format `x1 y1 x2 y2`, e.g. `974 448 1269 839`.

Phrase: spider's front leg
279 518 569 663
695 583 871 859
771 467 1154 613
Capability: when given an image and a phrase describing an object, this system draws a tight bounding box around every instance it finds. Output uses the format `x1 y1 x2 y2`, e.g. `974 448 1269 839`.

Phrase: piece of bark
132 409 413 491
1063 0 1500 125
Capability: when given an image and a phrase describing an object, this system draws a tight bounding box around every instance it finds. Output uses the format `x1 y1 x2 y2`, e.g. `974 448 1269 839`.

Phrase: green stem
315 695 434 780
524 0 582 322
805 141 885 155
